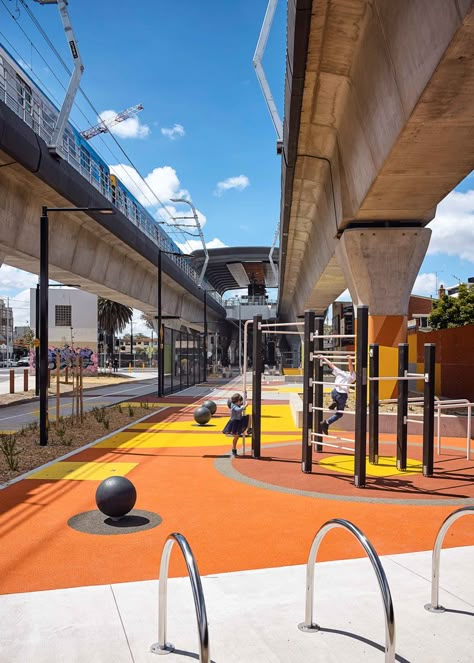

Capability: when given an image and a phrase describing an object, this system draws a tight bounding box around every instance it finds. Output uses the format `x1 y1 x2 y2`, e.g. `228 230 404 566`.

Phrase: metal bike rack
424 506 474 613
298 519 396 662
151 533 210 661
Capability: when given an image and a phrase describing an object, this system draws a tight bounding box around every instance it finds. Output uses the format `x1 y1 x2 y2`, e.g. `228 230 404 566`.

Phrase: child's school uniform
223 403 249 436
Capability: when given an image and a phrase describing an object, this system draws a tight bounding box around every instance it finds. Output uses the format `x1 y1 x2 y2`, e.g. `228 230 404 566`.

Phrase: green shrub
0 434 21 471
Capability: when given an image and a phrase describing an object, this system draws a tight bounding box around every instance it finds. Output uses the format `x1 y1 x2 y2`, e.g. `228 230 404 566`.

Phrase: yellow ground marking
27 461 138 481
0 430 17 435
126 404 300 434
319 455 422 477
95 428 299 449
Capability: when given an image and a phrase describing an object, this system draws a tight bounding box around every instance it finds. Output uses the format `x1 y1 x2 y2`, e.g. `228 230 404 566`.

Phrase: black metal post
423 343 436 477
203 290 208 383
157 248 163 397
397 343 408 470
369 344 379 464
354 305 368 488
39 207 49 446
302 310 315 473
35 283 40 396
251 314 262 458
313 317 324 453
170 328 174 394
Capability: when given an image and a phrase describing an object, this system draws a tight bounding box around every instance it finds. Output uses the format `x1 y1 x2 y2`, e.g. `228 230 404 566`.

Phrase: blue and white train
0 42 208 285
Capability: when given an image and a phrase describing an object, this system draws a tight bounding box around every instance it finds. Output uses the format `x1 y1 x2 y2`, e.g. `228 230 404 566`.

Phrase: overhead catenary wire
5 1 200 254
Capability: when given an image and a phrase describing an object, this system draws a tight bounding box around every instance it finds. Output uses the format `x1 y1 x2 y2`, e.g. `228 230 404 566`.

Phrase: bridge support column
336 227 431 398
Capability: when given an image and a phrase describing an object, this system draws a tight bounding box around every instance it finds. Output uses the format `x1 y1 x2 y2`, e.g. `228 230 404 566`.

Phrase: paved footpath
0 376 473 661
0 376 159 432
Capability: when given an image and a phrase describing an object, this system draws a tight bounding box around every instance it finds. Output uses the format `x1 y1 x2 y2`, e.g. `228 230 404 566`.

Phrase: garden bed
0 402 153 485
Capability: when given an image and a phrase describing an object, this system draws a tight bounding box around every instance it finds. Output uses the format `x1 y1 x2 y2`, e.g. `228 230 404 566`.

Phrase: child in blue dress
223 393 249 457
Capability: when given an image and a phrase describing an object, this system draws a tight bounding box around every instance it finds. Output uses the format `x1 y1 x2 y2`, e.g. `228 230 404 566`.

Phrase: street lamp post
203 290 208 383
39 207 49 446
157 247 162 397
38 206 113 446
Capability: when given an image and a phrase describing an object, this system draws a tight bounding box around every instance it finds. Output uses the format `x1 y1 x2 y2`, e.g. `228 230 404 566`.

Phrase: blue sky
0 0 472 332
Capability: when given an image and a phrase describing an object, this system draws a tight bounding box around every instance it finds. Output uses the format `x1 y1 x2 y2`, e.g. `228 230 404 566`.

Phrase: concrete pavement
1 546 472 662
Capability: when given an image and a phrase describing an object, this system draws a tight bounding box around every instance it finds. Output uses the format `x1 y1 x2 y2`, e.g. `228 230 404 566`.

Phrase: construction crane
81 104 144 140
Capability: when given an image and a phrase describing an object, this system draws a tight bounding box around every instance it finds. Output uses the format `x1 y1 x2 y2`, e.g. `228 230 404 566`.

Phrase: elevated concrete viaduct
280 0 474 349
0 102 225 332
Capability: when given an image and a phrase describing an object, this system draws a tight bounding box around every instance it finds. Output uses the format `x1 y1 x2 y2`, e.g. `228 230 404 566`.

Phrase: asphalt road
0 377 159 432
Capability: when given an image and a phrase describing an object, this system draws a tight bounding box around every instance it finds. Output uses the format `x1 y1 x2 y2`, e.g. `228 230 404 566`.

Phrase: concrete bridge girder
0 158 221 330
281 0 474 321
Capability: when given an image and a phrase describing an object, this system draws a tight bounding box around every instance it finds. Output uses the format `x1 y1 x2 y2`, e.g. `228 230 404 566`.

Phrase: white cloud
98 110 150 139
177 238 227 253
214 175 250 197
108 165 209 244
412 273 437 297
109 164 187 209
0 265 37 291
161 124 185 140
428 189 474 262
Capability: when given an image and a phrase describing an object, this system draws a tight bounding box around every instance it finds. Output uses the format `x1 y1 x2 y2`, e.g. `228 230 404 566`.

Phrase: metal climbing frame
368 343 436 476
151 533 210 661
424 506 474 613
298 518 396 662
302 305 369 487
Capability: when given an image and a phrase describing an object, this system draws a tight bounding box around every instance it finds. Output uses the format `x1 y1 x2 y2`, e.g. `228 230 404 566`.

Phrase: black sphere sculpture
194 405 212 425
96 476 137 520
202 400 217 415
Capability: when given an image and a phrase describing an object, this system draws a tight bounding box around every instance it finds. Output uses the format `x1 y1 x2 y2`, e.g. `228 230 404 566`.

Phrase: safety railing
298 519 396 662
150 533 210 661
424 506 474 613
436 400 472 460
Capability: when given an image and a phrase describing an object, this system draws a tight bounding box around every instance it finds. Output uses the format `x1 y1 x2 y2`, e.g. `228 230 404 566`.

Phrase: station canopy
191 247 279 295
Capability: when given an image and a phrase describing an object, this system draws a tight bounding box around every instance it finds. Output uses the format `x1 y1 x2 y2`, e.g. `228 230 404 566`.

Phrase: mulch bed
0 403 153 485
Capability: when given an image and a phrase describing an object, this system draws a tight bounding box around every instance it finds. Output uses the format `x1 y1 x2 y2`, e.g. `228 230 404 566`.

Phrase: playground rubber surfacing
0 380 473 597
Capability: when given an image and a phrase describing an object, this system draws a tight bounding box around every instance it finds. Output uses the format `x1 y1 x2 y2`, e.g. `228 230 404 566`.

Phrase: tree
140 312 155 331
98 298 133 355
429 283 474 329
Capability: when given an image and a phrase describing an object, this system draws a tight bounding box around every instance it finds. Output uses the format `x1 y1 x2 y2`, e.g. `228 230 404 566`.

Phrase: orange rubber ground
0 382 473 596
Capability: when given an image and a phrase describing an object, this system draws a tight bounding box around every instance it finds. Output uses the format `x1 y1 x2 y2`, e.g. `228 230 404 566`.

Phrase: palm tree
98 297 133 359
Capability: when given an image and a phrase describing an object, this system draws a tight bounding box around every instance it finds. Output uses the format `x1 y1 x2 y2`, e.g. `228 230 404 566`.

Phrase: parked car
0 359 19 367
17 357 30 367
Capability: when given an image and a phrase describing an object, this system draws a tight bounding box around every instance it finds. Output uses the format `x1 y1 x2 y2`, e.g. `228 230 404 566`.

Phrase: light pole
238 296 242 374
39 206 113 446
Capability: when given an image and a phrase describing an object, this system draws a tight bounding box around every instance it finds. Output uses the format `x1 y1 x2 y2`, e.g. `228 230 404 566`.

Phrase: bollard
23 368 28 392
128 363 132 372
9 369 14 394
